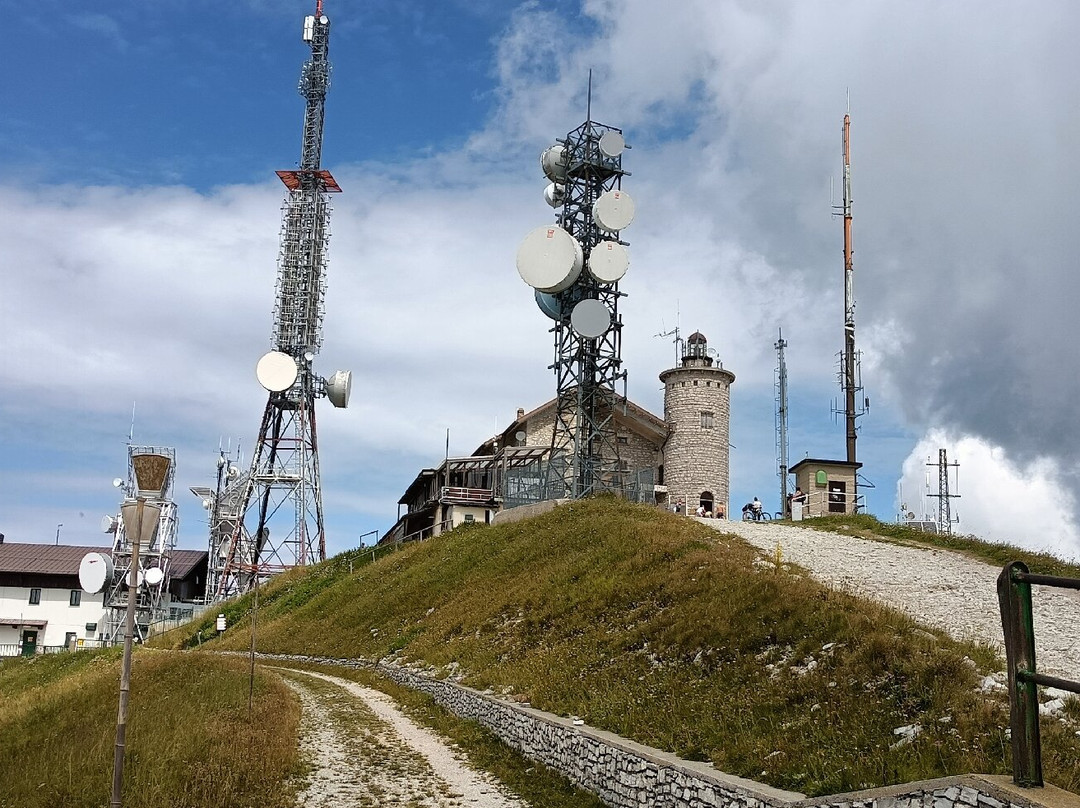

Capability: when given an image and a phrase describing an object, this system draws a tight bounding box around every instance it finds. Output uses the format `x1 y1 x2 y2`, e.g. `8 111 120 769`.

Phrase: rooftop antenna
516 74 633 498
927 448 960 534
775 328 789 515
128 401 136 443
212 0 353 599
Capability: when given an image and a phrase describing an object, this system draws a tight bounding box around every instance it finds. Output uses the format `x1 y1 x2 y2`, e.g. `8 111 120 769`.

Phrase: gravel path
696 518 1080 679
275 667 525 808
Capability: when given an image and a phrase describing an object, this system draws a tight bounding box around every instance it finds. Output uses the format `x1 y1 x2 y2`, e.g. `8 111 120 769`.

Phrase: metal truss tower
547 115 630 498
104 446 179 642
927 448 961 534
775 328 789 515
213 3 351 598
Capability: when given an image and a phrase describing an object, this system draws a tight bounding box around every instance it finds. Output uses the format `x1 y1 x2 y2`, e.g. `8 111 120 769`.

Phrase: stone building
385 331 735 541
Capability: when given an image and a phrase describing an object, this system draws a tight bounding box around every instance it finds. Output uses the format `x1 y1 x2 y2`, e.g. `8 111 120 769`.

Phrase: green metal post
997 560 1042 787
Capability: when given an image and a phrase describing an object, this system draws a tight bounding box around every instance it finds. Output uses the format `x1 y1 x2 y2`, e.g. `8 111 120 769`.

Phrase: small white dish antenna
256 351 299 392
516 226 583 293
122 568 146 589
587 240 629 284
543 183 565 208
101 515 118 534
540 145 569 182
515 431 527 444
112 478 124 489
78 552 114 594
303 351 315 362
227 465 240 480
202 498 213 510
144 566 165 587
326 370 352 409
598 131 625 158
534 290 568 322
593 190 635 233
570 299 612 339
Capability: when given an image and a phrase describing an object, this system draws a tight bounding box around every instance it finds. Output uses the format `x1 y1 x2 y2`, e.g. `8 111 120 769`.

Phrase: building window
28 588 41 605
693 380 699 386
464 513 475 523
618 460 630 471
617 436 628 445
657 464 665 485
70 590 81 607
700 411 715 429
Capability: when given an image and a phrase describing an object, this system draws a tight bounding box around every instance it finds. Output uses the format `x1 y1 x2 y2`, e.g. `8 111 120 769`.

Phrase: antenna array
516 90 634 498
208 3 352 599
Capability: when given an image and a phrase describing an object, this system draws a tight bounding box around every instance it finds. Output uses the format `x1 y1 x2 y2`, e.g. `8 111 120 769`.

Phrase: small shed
789 458 862 518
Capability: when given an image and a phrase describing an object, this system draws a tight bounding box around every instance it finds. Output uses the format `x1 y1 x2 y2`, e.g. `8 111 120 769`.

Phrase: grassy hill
160 497 1080 797
0 648 301 808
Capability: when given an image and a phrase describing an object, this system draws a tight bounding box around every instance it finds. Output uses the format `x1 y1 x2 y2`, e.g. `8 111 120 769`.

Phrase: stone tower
659 332 735 516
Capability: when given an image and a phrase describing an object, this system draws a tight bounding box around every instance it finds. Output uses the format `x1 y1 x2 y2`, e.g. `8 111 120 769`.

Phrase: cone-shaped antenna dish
516 226 583 293
535 290 569 322
570 299 612 339
540 145 569 182
79 552 114 594
587 240 629 284
326 370 352 409
256 351 299 392
593 190 635 233
598 131 625 158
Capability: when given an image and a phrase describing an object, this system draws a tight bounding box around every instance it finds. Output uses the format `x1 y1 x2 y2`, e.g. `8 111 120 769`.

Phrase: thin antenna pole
775 329 789 515
128 401 136 443
842 113 858 472
587 69 593 121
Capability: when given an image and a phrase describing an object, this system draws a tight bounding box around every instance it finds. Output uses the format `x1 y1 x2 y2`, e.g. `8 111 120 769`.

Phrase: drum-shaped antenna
144 566 165 587
598 131 625 158
540 145 569 182
326 370 352 409
101 515 118 534
587 240 629 284
516 226 583 293
570 299 612 339
543 183 565 208
78 552 114 594
593 190 635 233
535 290 568 322
256 351 299 392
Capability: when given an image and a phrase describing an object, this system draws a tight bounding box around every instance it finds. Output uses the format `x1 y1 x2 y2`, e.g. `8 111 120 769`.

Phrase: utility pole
775 328 789 515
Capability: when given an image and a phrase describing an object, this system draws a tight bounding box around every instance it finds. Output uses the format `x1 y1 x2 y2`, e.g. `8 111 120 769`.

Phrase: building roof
789 458 863 471
0 542 207 578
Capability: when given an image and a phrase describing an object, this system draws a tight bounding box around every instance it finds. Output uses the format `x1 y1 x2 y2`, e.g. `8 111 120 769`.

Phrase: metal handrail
997 560 1080 787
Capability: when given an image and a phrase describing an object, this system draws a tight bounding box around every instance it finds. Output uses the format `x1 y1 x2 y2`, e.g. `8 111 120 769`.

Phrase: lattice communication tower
927 448 960 535
210 2 352 598
775 328 790 515
516 96 635 498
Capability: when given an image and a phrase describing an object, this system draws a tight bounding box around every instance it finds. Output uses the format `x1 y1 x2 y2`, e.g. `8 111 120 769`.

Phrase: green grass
0 649 302 808
781 513 1080 578
160 497 1080 796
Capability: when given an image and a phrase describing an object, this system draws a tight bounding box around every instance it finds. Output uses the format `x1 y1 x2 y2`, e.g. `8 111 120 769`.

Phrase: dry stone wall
256 652 1065 808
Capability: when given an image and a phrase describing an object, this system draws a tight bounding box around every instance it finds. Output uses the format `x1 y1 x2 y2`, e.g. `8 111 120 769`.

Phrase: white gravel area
276 667 525 808
696 518 1080 679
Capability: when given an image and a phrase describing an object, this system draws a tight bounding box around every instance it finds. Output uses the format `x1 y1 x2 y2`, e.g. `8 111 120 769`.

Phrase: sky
2 0 1078 560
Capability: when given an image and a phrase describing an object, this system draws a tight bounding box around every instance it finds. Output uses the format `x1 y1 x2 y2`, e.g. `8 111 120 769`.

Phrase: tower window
617 436 628 445
700 411 715 429
693 380 699 386
70 590 81 607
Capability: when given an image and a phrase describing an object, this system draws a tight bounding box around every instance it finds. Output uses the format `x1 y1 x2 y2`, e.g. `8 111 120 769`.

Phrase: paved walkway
696 518 1080 679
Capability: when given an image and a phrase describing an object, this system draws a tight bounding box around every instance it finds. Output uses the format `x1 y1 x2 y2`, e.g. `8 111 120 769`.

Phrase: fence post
997 560 1042 787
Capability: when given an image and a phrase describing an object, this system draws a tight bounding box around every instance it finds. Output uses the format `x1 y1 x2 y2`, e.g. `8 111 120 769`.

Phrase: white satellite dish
100 515 118 534
570 299 612 339
534 290 568 322
201 498 213 510
515 431 527 443
78 552 114 594
227 465 240 480
326 370 352 409
122 568 145 589
256 351 299 392
144 566 165 586
112 478 124 489
540 145 569 182
598 131 625 158
543 183 565 208
587 240 629 284
516 226 583 293
593 190 635 233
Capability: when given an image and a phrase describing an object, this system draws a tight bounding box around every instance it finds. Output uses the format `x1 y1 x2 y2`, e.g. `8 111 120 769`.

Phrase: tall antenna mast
927 448 960 534
211 2 352 598
775 328 789 515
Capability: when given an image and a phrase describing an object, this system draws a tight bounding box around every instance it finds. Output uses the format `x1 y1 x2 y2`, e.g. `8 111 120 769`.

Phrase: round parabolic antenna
326 370 352 409
570 299 612 339
540 145 569 182
144 566 165 586
599 130 625 158
534 290 568 322
79 552 114 594
543 182 565 208
256 351 298 392
587 240 630 284
123 568 145 589
593 189 635 233
101 515 118 534
516 226 583 293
